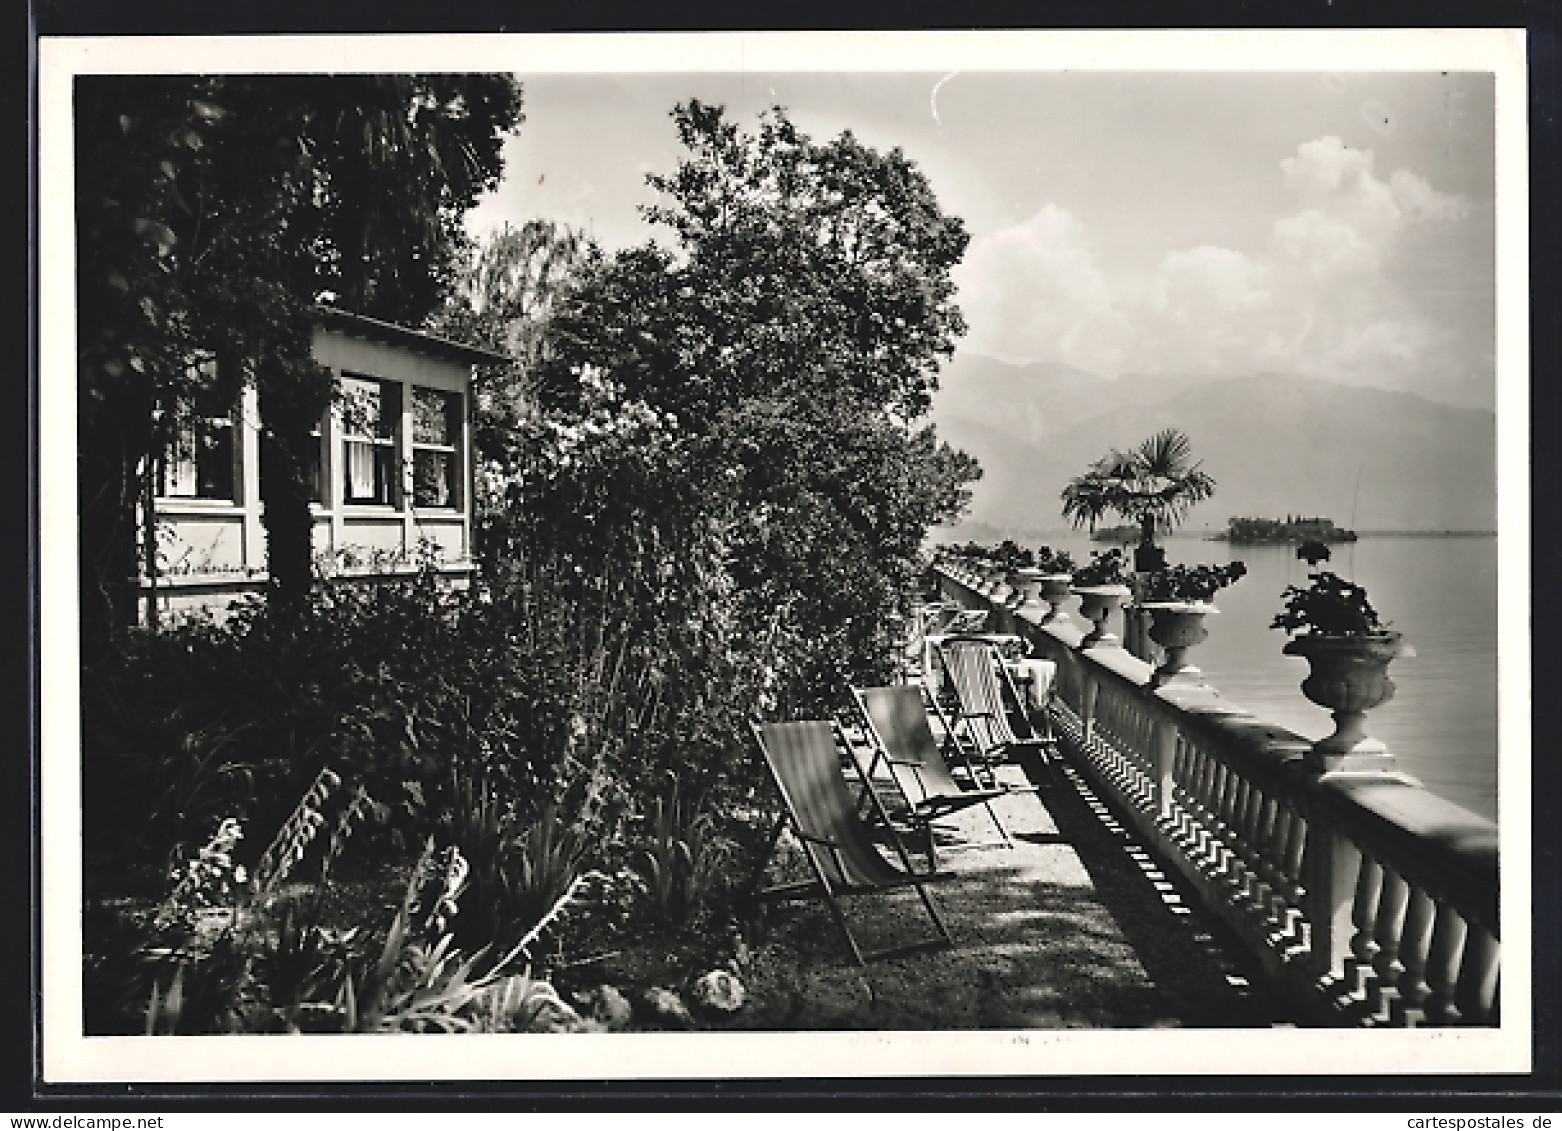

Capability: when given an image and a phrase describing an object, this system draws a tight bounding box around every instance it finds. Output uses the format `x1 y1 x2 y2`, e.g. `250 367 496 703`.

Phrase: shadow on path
730 748 1293 1031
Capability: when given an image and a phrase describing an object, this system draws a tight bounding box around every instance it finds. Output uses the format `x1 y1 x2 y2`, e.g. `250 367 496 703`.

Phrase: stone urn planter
1008 567 1048 614
986 570 1013 604
1037 573 1074 623
1073 584 1132 648
1283 631 1413 770
1142 601 1216 686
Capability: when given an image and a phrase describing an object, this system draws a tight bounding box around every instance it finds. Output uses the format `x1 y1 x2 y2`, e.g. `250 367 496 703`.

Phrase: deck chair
747 720 954 965
898 603 988 686
933 635 1062 787
851 685 1013 868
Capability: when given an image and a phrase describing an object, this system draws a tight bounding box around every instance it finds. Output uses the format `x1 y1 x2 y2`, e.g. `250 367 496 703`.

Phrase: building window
341 374 400 506
158 358 236 501
411 387 462 508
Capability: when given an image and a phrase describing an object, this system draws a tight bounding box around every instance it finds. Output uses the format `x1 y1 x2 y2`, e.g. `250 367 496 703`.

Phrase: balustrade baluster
1346 856 1385 1002
1242 778 1266 862
1209 766 1238 877
1135 715 1154 803
1391 888 1437 1026
1235 781 1270 910
1282 808 1308 900
1153 717 1178 820
1302 822 1361 981
1454 922 1500 1025
1079 672 1098 745
1117 699 1137 780
1280 805 1309 934
1096 689 1119 770
1228 772 1254 887
1421 901 1468 1025
1191 748 1212 817
1224 772 1253 896
1054 651 1075 708
1130 704 1149 784
1188 749 1215 857
1174 735 1197 839
1237 779 1260 844
1227 766 1247 830
1253 793 1278 870
1201 752 1226 861
1254 798 1290 927
1101 685 1122 748
1168 736 1194 844
1212 761 1239 872
1135 706 1157 806
1369 868 1411 1018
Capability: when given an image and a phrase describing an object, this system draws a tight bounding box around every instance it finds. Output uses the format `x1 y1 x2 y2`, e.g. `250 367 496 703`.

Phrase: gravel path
730 750 1293 1031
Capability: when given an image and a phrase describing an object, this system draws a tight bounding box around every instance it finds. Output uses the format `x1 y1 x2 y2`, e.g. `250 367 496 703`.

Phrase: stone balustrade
934 563 1500 1027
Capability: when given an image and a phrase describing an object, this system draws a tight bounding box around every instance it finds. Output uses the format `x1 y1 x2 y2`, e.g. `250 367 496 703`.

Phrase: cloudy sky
467 70 1496 411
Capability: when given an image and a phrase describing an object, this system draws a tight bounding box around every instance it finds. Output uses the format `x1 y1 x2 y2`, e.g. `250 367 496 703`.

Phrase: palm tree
1061 428 1217 571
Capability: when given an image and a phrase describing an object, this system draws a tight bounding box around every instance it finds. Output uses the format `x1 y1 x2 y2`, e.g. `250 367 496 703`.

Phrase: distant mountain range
928 354 1497 539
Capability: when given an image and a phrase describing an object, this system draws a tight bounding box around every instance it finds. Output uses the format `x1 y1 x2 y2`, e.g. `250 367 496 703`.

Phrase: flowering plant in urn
1072 548 1128 588
1072 549 1131 648
1140 561 1247 605
1273 570 1385 637
1139 562 1245 685
1011 545 1077 621
1272 571 1412 769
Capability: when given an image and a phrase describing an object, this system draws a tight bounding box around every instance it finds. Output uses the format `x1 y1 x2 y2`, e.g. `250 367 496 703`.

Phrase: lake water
998 533 1500 821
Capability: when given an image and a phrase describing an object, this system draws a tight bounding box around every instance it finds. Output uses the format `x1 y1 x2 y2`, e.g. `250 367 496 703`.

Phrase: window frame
339 372 401 508
156 356 238 504
410 385 463 511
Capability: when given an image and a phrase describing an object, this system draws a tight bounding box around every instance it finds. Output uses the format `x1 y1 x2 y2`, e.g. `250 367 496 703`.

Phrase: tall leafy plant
538 101 982 716
637 780 732 928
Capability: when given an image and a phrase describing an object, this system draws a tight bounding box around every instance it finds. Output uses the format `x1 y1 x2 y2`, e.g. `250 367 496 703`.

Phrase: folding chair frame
931 635 1062 788
745 721 955 966
848 686 1013 870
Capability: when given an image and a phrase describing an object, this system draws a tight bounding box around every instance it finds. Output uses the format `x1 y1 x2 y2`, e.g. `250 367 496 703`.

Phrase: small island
1216 515 1358 544
1089 524 1143 543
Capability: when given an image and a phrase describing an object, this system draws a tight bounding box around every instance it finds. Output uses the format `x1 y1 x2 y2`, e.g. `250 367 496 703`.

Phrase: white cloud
1148 245 1269 317
1272 209 1380 276
953 204 1128 374
954 136 1484 406
1280 135 1374 199
1390 168 1470 224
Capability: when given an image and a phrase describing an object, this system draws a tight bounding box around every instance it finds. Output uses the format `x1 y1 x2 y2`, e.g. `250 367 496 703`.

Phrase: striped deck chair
933 635 1061 786
851 685 1013 868
896 602 944 684
747 720 954 965
899 603 988 686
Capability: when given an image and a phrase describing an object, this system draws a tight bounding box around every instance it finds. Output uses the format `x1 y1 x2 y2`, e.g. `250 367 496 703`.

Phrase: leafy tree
537 101 980 714
435 219 592 471
445 220 591 367
1060 428 1216 572
75 74 524 656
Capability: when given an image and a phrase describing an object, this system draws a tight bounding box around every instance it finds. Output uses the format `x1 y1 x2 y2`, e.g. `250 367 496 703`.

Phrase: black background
17 0 1562 1110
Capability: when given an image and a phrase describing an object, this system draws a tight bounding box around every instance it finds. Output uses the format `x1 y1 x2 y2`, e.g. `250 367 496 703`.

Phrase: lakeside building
139 307 505 623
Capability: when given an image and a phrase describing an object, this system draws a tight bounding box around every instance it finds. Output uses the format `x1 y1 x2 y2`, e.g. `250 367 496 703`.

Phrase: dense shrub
83 571 540 865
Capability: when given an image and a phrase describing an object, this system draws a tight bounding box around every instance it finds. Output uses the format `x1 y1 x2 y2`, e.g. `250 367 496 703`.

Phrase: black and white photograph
36 30 1529 1085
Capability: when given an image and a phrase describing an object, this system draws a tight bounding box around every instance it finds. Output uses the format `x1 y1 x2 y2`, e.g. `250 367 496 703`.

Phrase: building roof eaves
311 305 510 368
